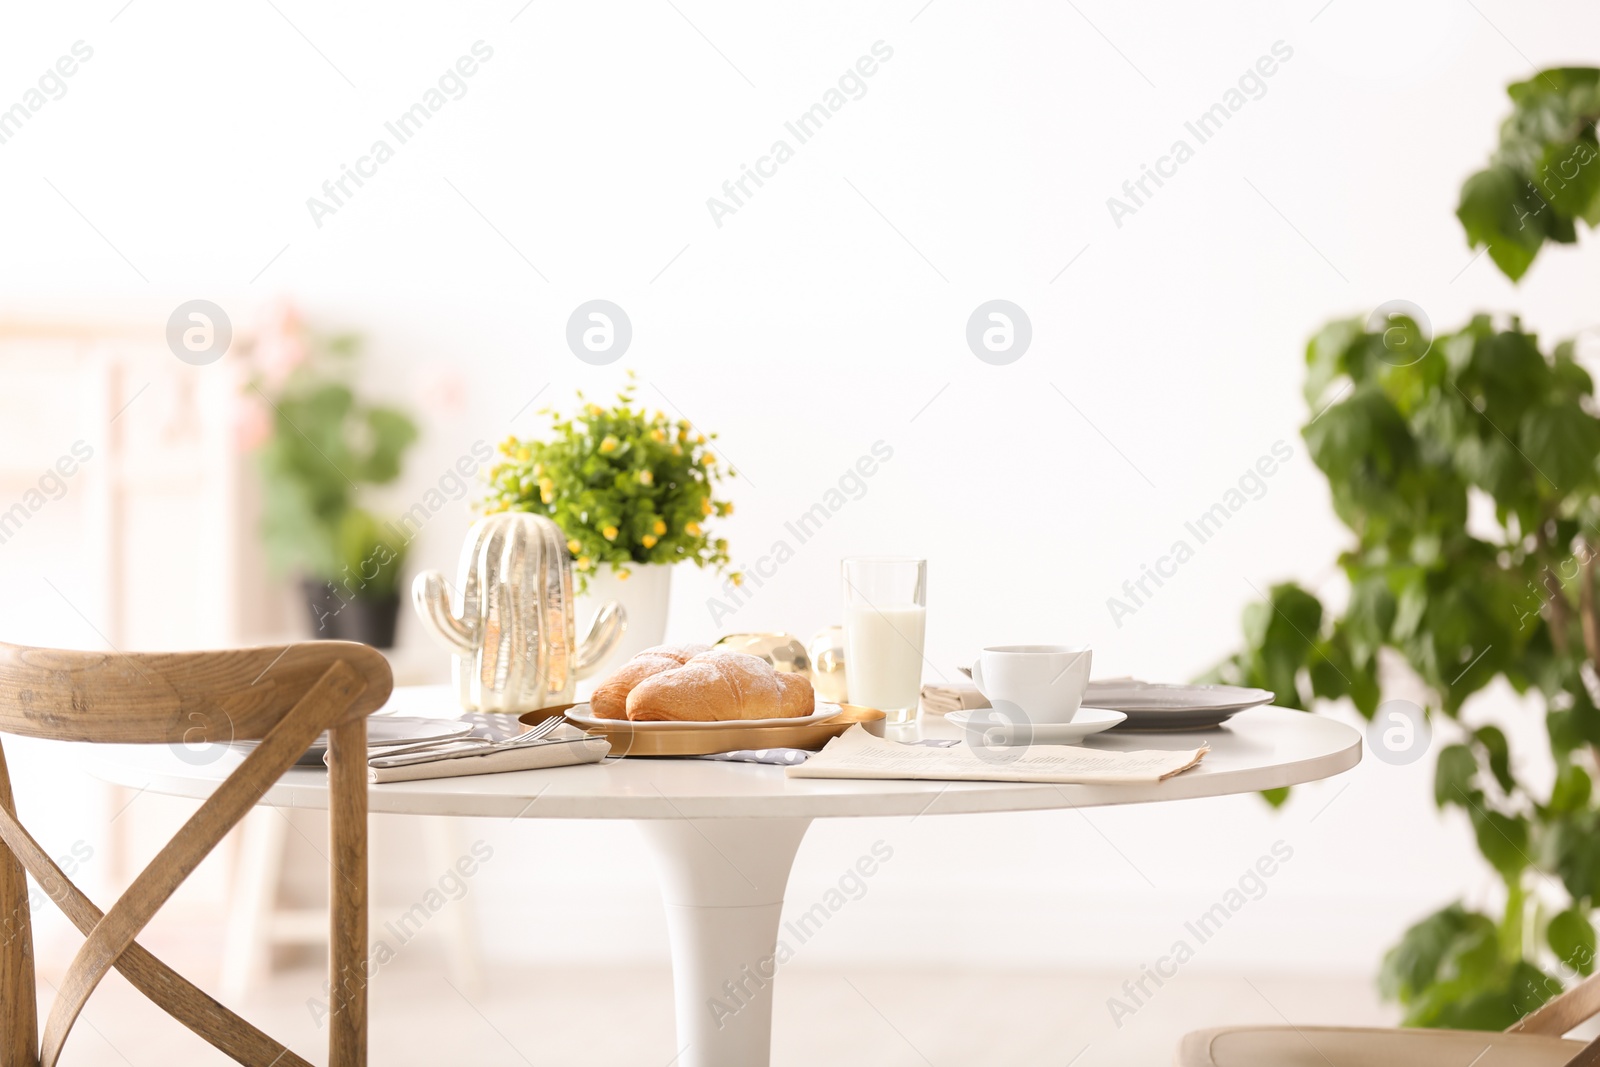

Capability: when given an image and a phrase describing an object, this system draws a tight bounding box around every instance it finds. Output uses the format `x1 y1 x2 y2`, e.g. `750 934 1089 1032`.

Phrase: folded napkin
786 725 1206 784
919 680 992 716
355 723 610 783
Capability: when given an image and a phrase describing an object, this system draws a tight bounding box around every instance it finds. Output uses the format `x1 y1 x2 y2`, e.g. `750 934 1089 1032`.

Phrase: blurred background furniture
1178 971 1600 1067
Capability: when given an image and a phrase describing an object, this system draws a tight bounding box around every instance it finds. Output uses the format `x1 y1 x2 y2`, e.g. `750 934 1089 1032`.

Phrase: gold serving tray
518 703 886 758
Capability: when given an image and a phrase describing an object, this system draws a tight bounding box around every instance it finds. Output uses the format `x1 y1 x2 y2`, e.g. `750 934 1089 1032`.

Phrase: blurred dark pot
300 578 401 649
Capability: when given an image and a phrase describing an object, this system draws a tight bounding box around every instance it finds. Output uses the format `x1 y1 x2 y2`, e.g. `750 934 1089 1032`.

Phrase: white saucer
947 706 1126 746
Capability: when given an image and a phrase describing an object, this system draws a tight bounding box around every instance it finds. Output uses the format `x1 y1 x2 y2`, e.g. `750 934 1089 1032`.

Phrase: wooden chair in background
0 639 392 1067
1179 973 1600 1065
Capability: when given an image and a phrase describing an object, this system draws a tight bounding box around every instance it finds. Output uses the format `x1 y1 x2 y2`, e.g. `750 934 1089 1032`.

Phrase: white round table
87 686 1361 1067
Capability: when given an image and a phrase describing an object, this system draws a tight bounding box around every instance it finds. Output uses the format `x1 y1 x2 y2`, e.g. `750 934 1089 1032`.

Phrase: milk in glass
844 603 926 713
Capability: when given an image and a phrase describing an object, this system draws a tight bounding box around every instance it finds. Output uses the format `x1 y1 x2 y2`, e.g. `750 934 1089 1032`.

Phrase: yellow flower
586 403 603 417
650 428 666 443
672 444 683 456
652 519 667 536
599 435 619 454
616 568 631 582
696 434 707 445
567 539 582 554
730 572 744 587
540 488 554 504
639 470 654 486
576 555 592 571
641 534 658 549
685 521 702 537
704 452 717 466
602 525 618 541
701 498 714 516
719 502 734 517
515 447 532 463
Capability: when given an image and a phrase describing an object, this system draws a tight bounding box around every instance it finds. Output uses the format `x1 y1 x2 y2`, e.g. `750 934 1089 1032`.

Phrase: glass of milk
841 557 927 724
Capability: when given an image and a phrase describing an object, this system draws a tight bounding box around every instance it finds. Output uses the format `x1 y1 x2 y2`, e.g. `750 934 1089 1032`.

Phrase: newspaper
786 725 1206 784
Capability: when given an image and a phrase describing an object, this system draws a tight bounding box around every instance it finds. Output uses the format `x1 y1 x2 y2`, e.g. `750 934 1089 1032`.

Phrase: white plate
948 706 1126 746
566 701 843 731
1083 683 1274 712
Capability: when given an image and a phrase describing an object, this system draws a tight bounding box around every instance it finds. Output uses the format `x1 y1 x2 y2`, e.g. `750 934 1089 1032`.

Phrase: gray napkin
691 748 812 766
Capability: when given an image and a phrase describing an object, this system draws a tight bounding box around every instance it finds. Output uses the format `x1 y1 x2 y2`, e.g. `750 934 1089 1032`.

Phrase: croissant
626 650 814 722
589 643 711 720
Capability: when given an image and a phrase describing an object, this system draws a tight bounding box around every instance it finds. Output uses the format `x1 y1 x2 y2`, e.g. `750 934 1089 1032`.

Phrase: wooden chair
0 639 392 1067
1178 974 1600 1066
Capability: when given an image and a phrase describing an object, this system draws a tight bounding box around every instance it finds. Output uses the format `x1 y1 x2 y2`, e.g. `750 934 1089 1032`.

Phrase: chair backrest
1509 962 1600 1066
0 640 393 744
0 639 392 1067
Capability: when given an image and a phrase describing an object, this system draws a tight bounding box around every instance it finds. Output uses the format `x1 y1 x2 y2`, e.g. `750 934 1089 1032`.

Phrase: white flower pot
579 563 673 680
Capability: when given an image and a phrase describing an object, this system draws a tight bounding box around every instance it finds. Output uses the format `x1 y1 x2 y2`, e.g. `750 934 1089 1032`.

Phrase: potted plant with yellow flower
483 374 736 673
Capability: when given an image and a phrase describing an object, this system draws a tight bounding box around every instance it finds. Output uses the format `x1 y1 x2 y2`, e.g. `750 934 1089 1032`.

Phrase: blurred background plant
1211 65 1600 1029
483 373 735 592
238 303 419 641
1457 68 1600 281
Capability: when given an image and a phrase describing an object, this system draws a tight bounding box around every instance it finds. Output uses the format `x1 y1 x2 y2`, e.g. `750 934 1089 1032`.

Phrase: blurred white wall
0 0 1596 989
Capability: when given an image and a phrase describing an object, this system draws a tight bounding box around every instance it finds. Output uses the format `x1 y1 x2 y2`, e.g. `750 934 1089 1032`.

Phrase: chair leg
327 719 368 1067
0 744 38 1067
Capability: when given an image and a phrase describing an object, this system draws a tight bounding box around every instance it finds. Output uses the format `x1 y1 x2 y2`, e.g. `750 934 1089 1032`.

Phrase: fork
366 714 578 769
369 713 568 760
496 714 568 747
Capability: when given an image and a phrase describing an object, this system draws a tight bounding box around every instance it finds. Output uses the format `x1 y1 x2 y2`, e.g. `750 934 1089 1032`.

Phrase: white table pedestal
637 816 812 1067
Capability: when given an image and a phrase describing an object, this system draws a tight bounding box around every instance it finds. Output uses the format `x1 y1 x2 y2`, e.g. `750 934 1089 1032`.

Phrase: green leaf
1379 903 1495 1004
1457 163 1545 281
1549 812 1600 902
1548 909 1597 976
1532 138 1600 219
1343 575 1396 668
1304 318 1364 407
1550 763 1593 814
1552 341 1596 399
1259 787 1290 808
334 507 408 600
1473 726 1515 795
1519 400 1600 494
359 406 421 483
1435 744 1478 809
1468 807 1531 880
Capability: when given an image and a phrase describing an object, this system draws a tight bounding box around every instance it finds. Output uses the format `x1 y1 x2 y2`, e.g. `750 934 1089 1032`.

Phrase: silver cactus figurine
412 513 627 712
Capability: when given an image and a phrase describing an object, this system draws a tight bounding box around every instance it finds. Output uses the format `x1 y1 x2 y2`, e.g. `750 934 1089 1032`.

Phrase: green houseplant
1214 66 1600 1028
483 374 735 663
243 305 420 646
1457 68 1600 281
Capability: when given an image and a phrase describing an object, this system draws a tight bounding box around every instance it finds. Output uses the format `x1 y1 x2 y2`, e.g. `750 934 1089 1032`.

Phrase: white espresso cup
970 645 1093 724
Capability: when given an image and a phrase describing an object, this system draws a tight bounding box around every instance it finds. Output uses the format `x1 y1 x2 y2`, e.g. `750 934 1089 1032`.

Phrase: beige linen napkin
919 680 991 715
786 724 1206 784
